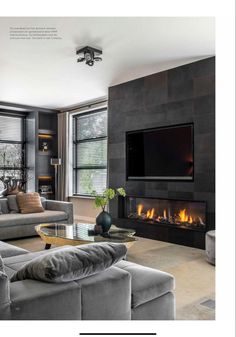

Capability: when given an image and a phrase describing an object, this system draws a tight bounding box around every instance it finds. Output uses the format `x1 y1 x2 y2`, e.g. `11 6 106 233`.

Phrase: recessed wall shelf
25 111 58 200
37 113 58 199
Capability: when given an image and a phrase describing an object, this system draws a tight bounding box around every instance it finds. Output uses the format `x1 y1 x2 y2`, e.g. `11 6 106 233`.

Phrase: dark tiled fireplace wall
108 57 215 246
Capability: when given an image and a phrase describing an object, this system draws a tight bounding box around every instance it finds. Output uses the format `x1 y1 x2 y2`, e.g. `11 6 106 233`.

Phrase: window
73 109 107 196
0 114 25 191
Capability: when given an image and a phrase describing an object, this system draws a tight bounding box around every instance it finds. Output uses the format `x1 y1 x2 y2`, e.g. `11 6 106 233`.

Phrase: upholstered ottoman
205 230 215 265
116 260 175 320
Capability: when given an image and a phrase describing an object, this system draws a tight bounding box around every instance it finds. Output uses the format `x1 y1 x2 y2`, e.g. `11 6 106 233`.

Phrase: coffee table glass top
36 223 136 244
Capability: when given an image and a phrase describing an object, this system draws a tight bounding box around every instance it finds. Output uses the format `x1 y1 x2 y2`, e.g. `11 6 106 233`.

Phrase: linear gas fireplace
126 196 206 231
117 196 207 249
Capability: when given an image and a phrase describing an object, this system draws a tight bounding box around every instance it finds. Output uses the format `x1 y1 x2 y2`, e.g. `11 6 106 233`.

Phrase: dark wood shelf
38 175 53 180
38 129 56 136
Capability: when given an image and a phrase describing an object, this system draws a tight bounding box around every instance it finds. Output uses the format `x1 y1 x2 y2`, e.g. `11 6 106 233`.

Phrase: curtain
57 112 70 201
57 100 107 201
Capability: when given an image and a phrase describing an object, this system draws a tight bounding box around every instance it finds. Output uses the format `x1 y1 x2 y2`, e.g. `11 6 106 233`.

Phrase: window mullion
77 136 107 144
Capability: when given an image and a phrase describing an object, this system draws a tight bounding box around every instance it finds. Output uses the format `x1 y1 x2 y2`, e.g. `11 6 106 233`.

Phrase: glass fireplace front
125 196 206 231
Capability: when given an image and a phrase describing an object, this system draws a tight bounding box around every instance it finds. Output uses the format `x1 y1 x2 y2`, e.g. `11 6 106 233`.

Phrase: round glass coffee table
35 223 137 250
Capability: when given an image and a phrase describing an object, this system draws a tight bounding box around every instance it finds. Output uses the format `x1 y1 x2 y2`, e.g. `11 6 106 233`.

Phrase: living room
0 16 216 322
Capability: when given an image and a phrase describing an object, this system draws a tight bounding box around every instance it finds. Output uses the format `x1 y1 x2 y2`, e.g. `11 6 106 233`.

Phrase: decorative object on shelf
42 142 48 152
38 130 54 155
0 170 30 197
76 46 102 66
93 188 126 233
50 158 61 200
39 185 52 193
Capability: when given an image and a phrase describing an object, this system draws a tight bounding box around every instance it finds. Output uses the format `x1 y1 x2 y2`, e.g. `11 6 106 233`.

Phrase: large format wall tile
108 56 215 230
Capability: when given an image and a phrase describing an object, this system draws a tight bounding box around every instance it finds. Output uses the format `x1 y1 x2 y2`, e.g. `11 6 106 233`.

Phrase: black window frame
0 113 26 180
72 108 108 197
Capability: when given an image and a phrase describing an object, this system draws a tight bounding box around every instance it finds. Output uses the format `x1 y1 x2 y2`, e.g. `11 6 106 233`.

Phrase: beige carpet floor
128 237 215 320
8 236 215 320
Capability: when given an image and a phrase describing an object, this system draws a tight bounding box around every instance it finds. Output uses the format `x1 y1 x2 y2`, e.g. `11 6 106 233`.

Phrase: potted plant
93 188 126 233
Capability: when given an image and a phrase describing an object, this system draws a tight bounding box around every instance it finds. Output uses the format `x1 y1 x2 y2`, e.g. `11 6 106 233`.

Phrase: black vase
96 210 112 233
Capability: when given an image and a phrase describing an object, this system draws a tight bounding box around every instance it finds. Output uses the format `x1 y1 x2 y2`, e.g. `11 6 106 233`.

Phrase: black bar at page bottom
80 332 156 336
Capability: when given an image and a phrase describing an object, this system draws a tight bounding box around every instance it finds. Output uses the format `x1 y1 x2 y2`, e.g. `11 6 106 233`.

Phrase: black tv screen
126 124 194 181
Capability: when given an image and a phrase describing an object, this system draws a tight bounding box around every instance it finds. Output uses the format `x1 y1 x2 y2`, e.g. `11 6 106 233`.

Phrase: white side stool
205 230 215 265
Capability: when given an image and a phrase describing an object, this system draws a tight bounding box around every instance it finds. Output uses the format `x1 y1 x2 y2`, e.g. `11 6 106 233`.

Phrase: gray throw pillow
11 242 127 283
0 255 11 305
7 195 20 213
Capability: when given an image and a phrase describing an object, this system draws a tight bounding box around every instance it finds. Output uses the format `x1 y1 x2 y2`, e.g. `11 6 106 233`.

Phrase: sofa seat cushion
0 210 68 228
0 241 29 258
116 260 175 308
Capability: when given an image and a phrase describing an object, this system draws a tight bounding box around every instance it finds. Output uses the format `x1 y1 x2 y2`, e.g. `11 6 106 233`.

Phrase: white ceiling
0 17 215 109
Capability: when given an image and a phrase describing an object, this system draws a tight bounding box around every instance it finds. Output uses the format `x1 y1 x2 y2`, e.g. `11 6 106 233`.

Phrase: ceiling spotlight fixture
76 46 102 66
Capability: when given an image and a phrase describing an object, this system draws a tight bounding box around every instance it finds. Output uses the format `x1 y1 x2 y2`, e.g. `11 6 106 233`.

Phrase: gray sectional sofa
0 240 175 320
0 198 73 240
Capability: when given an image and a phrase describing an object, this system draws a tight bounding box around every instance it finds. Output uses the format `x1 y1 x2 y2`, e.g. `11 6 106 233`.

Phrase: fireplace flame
179 209 187 222
179 209 188 222
163 209 167 219
137 204 144 216
179 209 193 223
150 208 155 219
146 208 155 219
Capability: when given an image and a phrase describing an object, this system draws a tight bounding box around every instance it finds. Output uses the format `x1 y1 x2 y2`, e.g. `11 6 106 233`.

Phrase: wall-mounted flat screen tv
126 123 194 181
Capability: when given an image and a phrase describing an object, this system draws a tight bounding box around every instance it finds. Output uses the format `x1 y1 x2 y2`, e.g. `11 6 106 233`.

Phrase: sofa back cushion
40 197 46 209
0 199 9 214
16 192 44 214
11 242 127 283
0 255 10 305
7 195 20 213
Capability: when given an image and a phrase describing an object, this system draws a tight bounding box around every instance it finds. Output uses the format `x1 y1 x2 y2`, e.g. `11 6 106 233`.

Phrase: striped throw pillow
16 192 44 214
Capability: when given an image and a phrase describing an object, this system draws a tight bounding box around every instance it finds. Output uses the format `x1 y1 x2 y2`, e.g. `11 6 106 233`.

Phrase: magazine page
0 1 235 337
